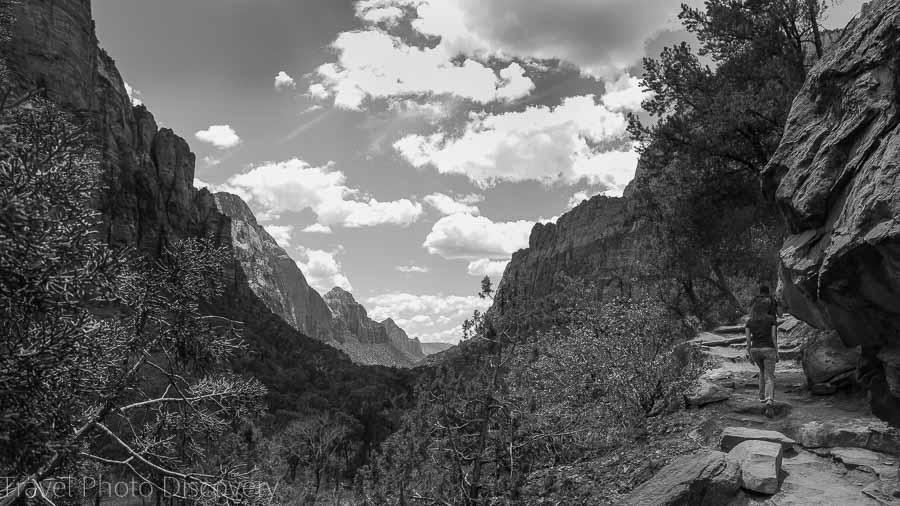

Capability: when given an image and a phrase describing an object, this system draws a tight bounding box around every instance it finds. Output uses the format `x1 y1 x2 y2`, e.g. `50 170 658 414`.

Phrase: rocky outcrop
726 440 783 495
763 0 900 424
623 450 740 505
213 193 335 342
325 288 424 367
382 318 426 364
495 196 636 311
7 0 208 255
802 327 860 389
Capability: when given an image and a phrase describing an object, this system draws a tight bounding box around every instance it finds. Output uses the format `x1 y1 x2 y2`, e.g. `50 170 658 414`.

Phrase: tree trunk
806 0 824 58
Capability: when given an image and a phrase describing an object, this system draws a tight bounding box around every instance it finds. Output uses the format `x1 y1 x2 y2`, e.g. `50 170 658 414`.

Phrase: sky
93 0 864 343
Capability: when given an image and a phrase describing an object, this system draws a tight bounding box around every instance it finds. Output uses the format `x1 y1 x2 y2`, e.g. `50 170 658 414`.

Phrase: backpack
749 295 776 321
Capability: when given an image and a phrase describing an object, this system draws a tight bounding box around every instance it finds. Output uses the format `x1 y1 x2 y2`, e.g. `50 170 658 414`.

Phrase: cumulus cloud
301 223 334 234
296 248 352 292
274 71 297 90
375 0 691 79
466 258 509 279
366 292 491 343
220 158 423 228
423 192 482 216
396 265 430 273
195 125 241 149
602 73 650 111
202 156 221 167
395 95 638 193
310 28 535 110
263 224 294 248
423 213 534 260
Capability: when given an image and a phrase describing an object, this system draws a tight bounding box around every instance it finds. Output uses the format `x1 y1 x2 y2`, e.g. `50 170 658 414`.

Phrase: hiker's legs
763 353 777 402
750 349 766 400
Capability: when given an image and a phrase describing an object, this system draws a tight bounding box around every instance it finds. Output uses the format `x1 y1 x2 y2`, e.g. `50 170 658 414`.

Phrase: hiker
745 285 779 404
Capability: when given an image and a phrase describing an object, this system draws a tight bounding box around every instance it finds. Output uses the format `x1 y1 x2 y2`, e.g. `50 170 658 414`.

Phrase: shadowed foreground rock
623 450 740 505
764 0 900 424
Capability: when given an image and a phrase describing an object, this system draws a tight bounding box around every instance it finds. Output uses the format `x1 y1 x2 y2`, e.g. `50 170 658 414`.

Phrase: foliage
624 0 831 323
363 279 706 505
0 93 267 504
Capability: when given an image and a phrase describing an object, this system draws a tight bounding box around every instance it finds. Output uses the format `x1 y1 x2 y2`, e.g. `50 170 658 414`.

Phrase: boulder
802 328 860 386
720 427 796 453
763 0 900 424
726 440 783 494
623 450 740 506
795 421 900 455
685 380 732 407
725 398 792 418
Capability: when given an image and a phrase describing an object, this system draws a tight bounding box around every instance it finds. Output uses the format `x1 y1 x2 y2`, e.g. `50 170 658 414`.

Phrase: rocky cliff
325 288 424 367
420 342 455 356
495 195 638 312
763 0 900 424
382 318 426 364
212 192 335 341
6 0 211 255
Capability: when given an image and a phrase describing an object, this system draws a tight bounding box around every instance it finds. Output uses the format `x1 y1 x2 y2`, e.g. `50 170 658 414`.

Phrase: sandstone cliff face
213 192 335 342
325 288 423 367
383 318 426 363
764 0 900 423
7 0 208 255
496 195 636 310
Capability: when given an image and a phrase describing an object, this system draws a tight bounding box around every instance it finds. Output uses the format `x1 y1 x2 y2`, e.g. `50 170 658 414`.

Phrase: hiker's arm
772 324 779 359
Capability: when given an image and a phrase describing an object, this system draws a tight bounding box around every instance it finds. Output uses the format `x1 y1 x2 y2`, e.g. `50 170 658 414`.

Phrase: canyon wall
763 0 900 423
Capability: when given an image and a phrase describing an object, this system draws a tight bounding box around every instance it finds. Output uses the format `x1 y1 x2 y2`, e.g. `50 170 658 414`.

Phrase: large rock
727 440 783 495
685 380 731 407
720 427 796 452
623 450 740 506
763 0 900 424
794 420 900 455
802 326 860 387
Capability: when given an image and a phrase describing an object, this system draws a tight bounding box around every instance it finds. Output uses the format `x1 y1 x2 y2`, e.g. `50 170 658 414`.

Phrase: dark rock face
763 0 900 424
213 193 335 342
7 0 207 255
496 196 635 309
324 288 424 367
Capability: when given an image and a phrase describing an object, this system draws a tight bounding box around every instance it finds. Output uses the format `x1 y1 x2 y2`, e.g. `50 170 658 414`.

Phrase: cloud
301 223 334 234
274 71 297 90
395 95 638 193
380 0 692 79
466 258 508 279
222 158 424 228
602 73 650 111
423 213 534 260
310 29 535 110
193 178 210 190
202 156 221 167
263 224 294 248
396 265 430 273
195 125 241 149
296 248 352 292
366 292 492 343
124 82 143 106
360 6 405 25
423 192 482 216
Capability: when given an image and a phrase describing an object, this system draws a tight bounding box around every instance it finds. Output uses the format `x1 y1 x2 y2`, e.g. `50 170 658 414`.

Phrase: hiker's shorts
750 347 778 366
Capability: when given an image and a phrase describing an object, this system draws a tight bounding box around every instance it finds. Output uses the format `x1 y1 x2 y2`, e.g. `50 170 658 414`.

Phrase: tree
0 90 266 504
279 413 353 495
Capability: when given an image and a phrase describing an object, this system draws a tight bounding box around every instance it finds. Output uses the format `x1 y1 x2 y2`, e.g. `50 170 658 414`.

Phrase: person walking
745 285 779 412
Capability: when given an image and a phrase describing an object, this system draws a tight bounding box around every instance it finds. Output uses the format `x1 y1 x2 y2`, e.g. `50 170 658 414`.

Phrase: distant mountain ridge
213 193 425 368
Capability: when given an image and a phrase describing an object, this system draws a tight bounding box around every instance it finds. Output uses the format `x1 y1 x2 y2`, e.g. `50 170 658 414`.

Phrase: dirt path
693 329 900 505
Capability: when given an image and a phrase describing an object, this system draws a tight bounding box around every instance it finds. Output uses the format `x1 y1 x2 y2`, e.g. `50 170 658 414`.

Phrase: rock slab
727 440 783 494
721 427 796 452
685 380 732 407
623 450 740 505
